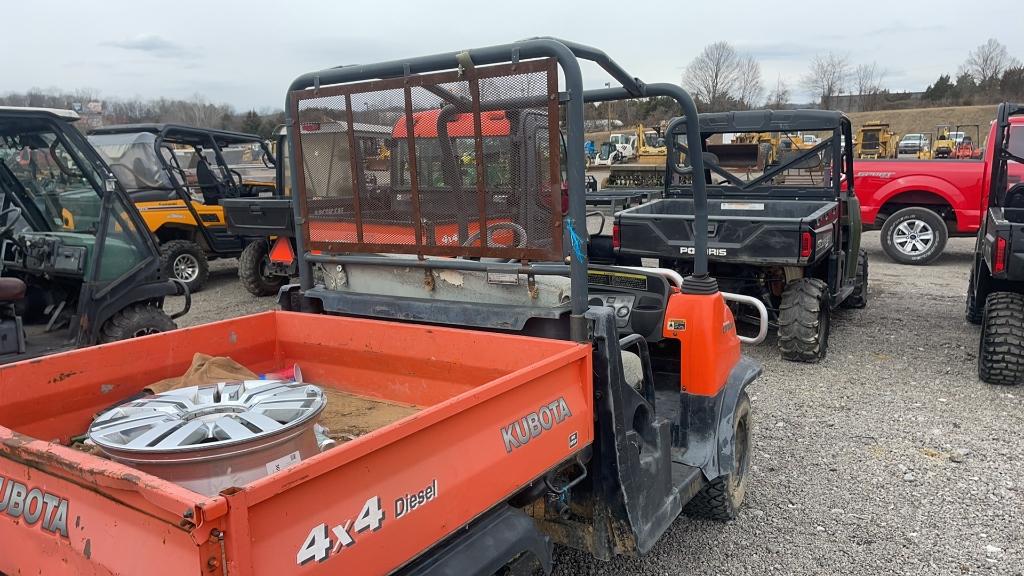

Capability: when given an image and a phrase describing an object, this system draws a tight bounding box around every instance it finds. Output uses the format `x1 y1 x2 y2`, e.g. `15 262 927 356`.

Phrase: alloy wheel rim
172 253 200 283
893 219 934 256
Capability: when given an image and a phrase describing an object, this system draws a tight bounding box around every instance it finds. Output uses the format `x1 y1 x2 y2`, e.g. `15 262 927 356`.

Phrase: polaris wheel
842 249 869 309
683 391 751 521
239 240 287 297
880 207 948 265
160 240 209 293
978 292 1024 385
966 265 985 325
100 304 176 343
778 277 831 363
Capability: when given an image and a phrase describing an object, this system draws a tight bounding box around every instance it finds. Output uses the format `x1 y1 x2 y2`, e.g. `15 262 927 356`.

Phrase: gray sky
5 0 1020 110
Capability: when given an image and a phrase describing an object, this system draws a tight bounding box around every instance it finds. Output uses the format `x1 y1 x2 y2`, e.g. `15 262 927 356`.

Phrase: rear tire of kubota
978 292 1024 385
160 240 209 293
966 265 985 325
99 305 177 344
841 249 869 309
778 278 831 363
239 241 287 297
683 391 751 521
880 207 948 265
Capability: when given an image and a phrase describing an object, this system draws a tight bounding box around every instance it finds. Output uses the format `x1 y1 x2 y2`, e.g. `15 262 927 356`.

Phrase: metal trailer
0 38 763 575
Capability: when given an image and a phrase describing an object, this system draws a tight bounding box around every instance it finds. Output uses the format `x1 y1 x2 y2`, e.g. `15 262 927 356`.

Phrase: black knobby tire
842 249 869 309
978 292 1024 385
100 304 176 343
778 277 831 363
966 265 985 325
160 240 209 293
239 241 287 297
879 207 948 265
683 391 752 521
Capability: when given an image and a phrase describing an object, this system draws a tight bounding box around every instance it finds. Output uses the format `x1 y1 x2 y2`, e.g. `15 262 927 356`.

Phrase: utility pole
605 82 612 131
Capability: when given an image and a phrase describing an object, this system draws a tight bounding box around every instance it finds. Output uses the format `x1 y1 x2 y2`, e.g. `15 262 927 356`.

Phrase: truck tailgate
617 197 837 264
0 311 592 575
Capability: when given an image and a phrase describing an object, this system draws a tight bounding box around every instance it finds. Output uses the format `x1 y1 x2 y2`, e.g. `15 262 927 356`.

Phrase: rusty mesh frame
288 59 562 261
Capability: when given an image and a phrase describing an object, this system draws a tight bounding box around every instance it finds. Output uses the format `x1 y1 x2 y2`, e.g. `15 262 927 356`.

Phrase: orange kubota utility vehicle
0 38 765 575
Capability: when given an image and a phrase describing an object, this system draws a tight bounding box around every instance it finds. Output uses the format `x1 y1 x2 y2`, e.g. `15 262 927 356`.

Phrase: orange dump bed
0 311 592 575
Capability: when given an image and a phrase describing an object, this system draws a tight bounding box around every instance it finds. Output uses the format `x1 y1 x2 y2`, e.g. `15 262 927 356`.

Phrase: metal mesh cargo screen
289 59 564 261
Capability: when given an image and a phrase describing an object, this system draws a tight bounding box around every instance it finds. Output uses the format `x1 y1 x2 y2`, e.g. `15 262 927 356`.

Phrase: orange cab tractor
89 125 277 292
0 38 763 575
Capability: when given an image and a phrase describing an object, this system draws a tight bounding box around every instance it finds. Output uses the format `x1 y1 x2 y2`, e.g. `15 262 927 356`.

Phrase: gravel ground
554 233 1024 576
168 234 1022 575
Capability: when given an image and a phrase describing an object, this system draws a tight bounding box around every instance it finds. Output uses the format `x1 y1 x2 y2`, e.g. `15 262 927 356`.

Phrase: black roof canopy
90 123 265 147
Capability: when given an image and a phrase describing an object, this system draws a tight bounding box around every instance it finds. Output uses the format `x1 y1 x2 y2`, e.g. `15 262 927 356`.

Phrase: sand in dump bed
320 388 421 443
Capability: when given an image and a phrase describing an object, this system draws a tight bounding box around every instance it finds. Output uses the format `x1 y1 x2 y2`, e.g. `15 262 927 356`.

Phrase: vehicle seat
0 278 26 303
196 159 226 205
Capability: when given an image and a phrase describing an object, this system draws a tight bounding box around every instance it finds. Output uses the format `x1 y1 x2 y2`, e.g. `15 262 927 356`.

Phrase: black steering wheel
0 206 23 238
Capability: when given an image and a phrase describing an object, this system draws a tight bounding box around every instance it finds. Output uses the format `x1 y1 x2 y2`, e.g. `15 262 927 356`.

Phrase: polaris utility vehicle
88 124 277 292
966 103 1024 385
0 39 765 575
0 107 184 361
607 110 866 362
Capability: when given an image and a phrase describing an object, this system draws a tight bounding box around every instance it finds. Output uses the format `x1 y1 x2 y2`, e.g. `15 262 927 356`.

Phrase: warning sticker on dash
720 202 764 211
266 451 301 475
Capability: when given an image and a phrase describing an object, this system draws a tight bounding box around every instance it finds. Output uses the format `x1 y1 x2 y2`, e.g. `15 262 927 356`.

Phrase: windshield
394 137 511 191
1 127 103 233
902 134 922 142
88 132 175 192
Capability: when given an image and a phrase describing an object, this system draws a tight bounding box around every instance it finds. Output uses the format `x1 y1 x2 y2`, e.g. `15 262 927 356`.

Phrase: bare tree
736 55 764 110
766 76 791 109
683 42 741 111
854 62 887 111
801 52 851 110
962 38 1021 91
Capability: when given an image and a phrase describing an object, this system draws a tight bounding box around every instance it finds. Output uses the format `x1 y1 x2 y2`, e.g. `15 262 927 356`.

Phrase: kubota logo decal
0 475 69 538
501 397 573 453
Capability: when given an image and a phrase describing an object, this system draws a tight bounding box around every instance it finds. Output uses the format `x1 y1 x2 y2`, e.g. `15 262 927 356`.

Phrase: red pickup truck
854 114 1024 264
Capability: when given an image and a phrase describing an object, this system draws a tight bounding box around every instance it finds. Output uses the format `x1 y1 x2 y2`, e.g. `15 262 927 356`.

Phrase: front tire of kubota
978 292 1024 385
99 304 177 343
239 240 287 297
160 240 209 293
778 278 831 363
683 391 751 521
841 249 869 309
880 207 948 265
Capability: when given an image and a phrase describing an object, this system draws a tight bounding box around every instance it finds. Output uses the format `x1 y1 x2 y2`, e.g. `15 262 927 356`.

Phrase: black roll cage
989 103 1024 207
91 124 276 254
665 110 855 200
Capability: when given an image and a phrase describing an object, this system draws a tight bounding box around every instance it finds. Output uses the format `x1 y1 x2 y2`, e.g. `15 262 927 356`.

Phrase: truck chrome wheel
172 253 200 283
892 219 934 256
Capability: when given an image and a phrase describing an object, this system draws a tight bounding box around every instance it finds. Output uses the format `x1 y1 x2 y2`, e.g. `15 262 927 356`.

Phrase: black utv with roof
603 109 866 362
966 102 1024 385
0 107 186 362
88 124 277 292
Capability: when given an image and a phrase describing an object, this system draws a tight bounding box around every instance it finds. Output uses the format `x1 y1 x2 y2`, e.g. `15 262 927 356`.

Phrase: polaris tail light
560 181 569 215
800 231 813 258
612 224 621 250
300 122 321 132
994 236 1008 273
